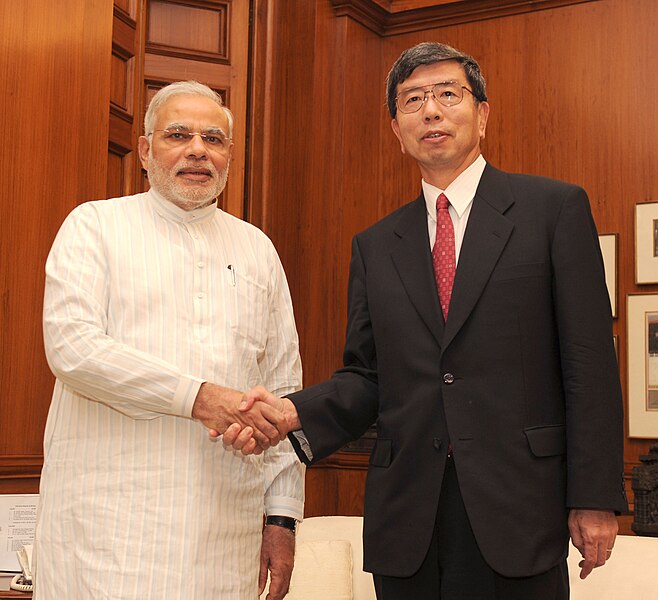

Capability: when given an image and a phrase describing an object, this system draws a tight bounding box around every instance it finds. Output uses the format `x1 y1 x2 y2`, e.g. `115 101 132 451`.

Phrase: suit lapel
391 195 444 346
442 166 515 352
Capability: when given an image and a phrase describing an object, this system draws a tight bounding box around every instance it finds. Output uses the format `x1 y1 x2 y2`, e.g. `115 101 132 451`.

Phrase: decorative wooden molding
330 0 597 35
0 456 43 480
146 0 229 64
114 2 138 28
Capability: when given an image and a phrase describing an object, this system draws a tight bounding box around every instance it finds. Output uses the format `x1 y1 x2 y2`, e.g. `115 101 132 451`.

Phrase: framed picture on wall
635 202 658 284
599 233 618 317
627 294 658 437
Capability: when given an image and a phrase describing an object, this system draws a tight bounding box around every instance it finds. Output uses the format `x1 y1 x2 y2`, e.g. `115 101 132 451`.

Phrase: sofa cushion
261 539 353 600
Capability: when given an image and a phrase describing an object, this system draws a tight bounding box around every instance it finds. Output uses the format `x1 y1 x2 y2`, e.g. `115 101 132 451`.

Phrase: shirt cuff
173 375 204 418
265 496 304 521
290 430 314 462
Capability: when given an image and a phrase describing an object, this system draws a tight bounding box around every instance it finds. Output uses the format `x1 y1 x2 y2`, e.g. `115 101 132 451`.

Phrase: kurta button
443 373 455 384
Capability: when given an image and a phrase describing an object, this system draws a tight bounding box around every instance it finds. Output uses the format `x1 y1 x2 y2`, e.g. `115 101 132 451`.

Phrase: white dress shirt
36 189 304 599
423 154 487 260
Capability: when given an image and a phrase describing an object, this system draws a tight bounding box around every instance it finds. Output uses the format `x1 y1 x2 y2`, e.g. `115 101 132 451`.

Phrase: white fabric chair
265 516 658 599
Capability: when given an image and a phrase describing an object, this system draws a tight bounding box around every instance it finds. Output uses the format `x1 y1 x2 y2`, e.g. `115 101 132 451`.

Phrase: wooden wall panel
0 0 113 492
257 0 658 525
149 0 229 59
108 1 145 197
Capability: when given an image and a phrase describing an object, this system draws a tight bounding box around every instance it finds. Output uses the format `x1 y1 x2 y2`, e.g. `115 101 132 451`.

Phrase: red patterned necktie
432 193 456 320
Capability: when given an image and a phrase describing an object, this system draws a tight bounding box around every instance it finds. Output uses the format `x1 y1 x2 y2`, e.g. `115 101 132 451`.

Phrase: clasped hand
201 385 295 455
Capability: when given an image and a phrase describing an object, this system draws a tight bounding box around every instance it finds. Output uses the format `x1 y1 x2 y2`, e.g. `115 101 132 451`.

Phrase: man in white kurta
35 82 304 599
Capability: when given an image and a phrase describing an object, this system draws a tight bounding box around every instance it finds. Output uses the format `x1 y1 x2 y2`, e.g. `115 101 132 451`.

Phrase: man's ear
137 136 150 171
477 101 490 140
390 118 406 155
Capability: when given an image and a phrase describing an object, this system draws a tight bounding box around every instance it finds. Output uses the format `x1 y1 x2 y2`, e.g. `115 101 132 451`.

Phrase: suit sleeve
288 236 379 463
551 186 626 513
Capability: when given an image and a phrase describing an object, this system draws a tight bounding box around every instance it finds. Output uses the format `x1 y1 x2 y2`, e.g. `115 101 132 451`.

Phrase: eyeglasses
396 81 475 114
148 127 231 150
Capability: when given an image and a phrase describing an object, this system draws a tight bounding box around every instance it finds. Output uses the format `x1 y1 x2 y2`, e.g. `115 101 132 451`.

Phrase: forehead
399 60 466 90
155 94 228 129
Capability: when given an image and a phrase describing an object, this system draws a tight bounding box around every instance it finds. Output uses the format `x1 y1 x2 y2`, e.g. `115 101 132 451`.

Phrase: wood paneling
108 1 145 197
330 0 598 35
0 0 113 492
148 0 229 61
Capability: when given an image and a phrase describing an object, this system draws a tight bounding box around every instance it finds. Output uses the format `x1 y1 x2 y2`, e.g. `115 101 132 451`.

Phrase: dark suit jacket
289 164 627 578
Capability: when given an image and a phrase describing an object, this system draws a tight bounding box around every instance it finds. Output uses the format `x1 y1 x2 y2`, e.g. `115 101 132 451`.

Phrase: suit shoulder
503 170 585 196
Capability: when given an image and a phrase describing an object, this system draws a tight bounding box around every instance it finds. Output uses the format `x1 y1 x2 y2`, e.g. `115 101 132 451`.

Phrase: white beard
147 150 229 211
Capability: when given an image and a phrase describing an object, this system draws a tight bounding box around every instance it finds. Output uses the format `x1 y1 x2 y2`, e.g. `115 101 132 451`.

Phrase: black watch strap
265 515 297 533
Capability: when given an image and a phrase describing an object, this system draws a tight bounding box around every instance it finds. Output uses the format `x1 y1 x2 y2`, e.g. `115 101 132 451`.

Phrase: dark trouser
373 456 569 600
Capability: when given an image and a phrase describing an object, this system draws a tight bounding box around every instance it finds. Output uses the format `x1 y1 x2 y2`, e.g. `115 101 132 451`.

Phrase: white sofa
272 516 658 600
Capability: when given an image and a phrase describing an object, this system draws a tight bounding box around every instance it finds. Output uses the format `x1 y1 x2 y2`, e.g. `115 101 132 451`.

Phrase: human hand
217 387 301 455
192 383 287 454
259 521 295 600
568 508 618 579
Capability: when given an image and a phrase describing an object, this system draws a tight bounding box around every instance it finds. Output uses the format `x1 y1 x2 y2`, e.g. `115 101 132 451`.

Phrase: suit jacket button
433 438 442 450
443 373 455 384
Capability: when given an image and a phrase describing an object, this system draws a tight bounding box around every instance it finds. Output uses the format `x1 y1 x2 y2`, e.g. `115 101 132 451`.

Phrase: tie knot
437 193 450 211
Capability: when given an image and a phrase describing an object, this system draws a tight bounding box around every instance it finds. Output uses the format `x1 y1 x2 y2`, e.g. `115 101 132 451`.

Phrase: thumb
240 386 276 412
239 395 257 412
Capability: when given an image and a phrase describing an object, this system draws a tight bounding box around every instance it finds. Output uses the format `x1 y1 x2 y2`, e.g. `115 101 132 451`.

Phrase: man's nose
421 93 444 120
185 133 208 157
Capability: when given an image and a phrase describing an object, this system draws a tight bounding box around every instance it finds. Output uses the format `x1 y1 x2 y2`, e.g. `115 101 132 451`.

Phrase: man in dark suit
224 42 626 599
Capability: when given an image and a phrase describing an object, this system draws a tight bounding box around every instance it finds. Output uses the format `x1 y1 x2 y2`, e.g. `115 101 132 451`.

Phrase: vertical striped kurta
35 190 304 599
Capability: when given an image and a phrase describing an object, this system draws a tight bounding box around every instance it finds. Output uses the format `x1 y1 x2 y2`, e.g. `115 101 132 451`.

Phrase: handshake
192 383 301 455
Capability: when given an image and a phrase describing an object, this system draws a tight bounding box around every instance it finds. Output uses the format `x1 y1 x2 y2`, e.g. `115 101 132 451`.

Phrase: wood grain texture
0 0 113 477
330 0 598 35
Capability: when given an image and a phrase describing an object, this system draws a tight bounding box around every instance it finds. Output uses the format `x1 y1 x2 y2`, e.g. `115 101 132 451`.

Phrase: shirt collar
423 154 487 220
147 187 218 224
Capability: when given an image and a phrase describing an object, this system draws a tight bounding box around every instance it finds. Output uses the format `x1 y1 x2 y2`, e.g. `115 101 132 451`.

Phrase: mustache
175 161 217 176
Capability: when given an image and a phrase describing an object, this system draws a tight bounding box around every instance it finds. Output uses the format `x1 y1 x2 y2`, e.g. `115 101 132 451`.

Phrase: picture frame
635 202 658 284
627 294 658 437
599 233 618 317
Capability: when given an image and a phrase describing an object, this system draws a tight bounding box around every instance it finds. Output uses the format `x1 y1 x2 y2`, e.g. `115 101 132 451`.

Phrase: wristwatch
265 515 297 533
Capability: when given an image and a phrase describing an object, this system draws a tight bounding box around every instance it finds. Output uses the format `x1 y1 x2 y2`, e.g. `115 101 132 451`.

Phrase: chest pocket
227 267 269 351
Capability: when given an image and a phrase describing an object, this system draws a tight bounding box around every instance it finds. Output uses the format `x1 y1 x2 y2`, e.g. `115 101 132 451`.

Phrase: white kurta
35 190 304 599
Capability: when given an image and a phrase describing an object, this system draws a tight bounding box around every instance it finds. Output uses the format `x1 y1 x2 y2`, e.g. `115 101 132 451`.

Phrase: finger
604 539 615 563
578 540 597 579
579 557 595 580
239 386 270 412
258 559 268 595
229 427 255 452
241 437 260 456
221 423 242 446
267 575 284 600
246 413 282 446
595 543 607 568
208 428 220 438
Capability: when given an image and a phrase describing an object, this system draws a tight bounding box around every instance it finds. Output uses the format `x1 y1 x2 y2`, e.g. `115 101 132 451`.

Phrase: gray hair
386 42 487 118
143 80 234 138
